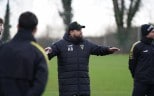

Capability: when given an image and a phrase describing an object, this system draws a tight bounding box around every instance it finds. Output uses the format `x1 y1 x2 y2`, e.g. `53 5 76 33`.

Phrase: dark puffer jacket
48 33 112 96
0 29 48 96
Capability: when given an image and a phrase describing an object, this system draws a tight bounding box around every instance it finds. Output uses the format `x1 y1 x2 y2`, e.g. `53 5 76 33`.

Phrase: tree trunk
112 0 141 53
60 0 72 31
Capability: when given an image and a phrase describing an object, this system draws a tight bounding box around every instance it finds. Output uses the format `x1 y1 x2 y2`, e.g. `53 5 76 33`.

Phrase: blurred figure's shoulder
132 41 141 47
130 41 141 51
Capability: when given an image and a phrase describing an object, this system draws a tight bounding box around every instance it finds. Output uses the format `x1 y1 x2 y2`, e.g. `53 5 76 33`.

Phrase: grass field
43 54 133 96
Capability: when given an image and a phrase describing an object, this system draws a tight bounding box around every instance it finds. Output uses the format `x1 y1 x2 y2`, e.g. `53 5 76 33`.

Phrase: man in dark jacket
0 11 48 96
45 21 120 96
129 24 154 96
0 18 3 45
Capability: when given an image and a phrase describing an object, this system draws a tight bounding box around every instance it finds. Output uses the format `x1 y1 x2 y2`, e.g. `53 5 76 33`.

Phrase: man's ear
69 30 74 35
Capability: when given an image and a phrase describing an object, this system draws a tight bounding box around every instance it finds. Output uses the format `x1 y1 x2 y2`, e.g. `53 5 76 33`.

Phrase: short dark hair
18 11 38 30
0 18 3 24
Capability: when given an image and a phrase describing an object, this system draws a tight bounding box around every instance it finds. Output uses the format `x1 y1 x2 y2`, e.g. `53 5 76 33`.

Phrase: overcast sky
0 0 154 38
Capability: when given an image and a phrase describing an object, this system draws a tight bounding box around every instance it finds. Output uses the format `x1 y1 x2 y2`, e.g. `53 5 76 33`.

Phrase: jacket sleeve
27 44 49 96
129 42 139 78
48 43 60 60
89 41 112 56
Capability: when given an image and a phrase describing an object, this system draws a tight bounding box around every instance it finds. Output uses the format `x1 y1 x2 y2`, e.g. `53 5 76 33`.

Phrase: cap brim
77 26 85 30
79 25 85 29
81 25 85 28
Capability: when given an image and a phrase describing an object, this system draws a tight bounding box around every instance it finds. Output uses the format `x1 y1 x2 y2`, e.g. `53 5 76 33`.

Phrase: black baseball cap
141 24 154 37
68 21 85 31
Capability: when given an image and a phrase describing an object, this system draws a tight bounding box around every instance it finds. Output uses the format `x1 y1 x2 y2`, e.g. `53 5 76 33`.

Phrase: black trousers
132 81 154 96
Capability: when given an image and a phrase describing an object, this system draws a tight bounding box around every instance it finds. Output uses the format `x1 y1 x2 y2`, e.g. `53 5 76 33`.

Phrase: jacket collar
141 37 153 45
12 29 36 42
63 32 83 45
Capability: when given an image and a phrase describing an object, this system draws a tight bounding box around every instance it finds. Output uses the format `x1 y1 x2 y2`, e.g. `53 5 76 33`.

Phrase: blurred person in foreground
45 21 120 96
129 24 154 96
0 11 48 96
0 18 4 45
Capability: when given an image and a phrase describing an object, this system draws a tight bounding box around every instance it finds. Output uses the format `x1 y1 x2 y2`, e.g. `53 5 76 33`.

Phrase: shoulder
30 41 49 62
130 41 141 52
82 39 93 44
30 41 45 54
132 41 141 47
52 39 64 45
83 39 89 43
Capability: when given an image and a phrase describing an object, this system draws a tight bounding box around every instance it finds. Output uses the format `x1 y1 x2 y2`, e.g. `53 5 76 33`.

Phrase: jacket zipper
76 45 80 95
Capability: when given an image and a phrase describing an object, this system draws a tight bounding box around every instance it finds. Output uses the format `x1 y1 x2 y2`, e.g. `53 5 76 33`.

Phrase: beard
74 34 83 40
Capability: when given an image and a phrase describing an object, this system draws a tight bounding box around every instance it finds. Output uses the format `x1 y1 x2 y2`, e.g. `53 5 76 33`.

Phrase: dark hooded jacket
0 29 48 96
48 33 112 96
129 37 154 84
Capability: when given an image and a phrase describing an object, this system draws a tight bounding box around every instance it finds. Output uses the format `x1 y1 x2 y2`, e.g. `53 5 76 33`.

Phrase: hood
63 32 83 45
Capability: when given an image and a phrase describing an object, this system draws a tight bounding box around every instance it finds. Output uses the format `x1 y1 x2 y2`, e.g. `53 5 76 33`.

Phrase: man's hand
109 47 120 53
44 47 52 54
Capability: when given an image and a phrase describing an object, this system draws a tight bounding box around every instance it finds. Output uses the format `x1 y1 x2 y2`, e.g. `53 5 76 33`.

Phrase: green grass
43 54 133 96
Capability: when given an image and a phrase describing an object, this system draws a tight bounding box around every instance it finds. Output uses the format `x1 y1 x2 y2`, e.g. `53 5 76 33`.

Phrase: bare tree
112 0 141 52
59 0 72 31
